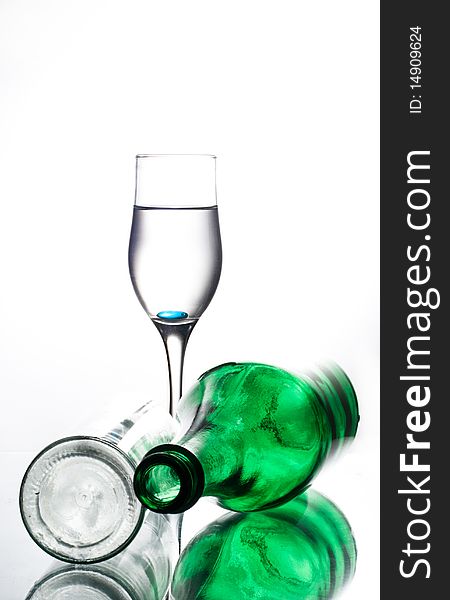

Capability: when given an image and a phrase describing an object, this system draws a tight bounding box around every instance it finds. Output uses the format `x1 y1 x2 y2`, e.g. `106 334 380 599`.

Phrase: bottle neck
304 363 359 455
133 444 205 514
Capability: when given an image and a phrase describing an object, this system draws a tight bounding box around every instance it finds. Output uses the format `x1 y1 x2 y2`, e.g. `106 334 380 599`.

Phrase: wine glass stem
155 322 195 594
156 322 195 416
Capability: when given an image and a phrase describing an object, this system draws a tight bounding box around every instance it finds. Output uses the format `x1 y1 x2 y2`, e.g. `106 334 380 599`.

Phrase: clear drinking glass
25 511 176 600
20 401 176 563
128 154 222 415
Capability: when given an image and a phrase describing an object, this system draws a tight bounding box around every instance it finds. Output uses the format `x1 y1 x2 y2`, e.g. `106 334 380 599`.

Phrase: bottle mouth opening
133 444 205 514
136 461 182 510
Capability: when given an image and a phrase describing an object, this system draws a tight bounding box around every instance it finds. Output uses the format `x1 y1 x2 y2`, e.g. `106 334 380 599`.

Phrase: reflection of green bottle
171 490 357 600
134 362 359 513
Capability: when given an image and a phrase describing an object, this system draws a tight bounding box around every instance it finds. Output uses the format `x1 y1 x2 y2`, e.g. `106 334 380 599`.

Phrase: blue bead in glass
156 311 189 320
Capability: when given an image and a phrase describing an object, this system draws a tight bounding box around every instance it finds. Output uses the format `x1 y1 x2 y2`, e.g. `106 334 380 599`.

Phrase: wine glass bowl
129 204 222 326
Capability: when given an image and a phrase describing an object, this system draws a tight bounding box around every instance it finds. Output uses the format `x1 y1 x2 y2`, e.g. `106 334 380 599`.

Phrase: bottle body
171 489 357 600
134 362 359 513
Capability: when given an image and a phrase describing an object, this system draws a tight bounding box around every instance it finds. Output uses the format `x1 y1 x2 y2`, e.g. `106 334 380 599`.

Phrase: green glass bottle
134 362 359 513
171 489 357 600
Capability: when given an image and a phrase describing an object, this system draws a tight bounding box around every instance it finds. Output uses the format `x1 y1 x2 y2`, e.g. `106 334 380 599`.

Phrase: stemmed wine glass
128 154 222 415
128 155 221 569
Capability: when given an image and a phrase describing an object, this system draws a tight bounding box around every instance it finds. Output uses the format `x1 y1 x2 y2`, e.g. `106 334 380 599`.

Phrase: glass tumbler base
20 436 144 563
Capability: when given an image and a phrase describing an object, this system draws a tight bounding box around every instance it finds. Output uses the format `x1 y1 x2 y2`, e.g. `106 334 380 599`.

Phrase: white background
0 1 379 597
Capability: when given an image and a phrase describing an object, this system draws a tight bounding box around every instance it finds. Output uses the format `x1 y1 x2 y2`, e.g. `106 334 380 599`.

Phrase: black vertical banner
381 2 447 598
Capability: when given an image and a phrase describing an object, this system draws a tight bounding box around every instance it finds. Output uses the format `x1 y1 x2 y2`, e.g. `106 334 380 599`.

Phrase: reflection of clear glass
25 512 176 600
20 401 176 563
128 154 222 415
171 490 357 600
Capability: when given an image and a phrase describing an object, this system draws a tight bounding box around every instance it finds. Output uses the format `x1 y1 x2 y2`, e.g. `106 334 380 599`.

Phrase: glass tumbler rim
136 153 217 159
